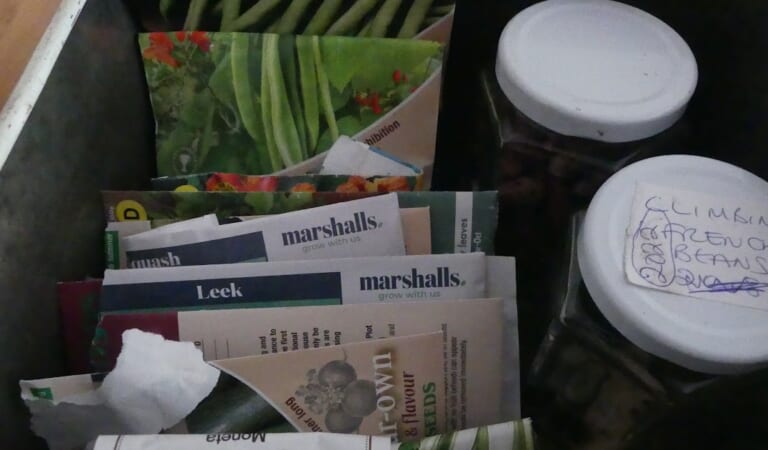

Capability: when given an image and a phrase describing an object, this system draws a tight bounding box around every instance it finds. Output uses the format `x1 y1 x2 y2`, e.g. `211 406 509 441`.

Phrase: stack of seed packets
31 181 520 448
27 1 526 444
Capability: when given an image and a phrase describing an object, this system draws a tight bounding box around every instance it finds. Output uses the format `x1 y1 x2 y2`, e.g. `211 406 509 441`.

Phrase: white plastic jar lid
495 0 698 143
578 155 768 374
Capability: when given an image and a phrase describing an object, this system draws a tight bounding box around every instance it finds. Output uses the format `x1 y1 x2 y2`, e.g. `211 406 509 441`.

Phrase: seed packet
99 253 486 313
121 194 405 267
101 191 498 254
91 433 390 450
106 207 430 269
211 332 446 440
139 33 442 179
106 215 219 269
90 419 536 450
94 252 488 369
57 280 102 374
98 298 504 429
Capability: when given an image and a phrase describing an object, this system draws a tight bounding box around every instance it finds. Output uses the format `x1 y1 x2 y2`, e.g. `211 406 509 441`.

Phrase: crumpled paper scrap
22 329 220 449
320 136 420 177
100 329 220 432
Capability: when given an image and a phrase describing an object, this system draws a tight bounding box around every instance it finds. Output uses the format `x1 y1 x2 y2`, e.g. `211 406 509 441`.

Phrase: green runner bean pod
274 0 314 33
369 0 403 37
225 0 283 31
397 0 435 38
220 0 242 29
265 34 304 167
183 0 209 30
231 34 267 173
312 36 339 144
326 0 381 36
304 0 343 35
296 36 320 153
261 37 282 171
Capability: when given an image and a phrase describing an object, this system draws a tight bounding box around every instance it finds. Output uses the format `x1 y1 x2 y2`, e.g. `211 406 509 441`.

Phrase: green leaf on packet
139 32 443 176
319 36 441 93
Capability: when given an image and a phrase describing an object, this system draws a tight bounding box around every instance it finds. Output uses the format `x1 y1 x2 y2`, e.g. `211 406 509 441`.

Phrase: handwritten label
625 183 768 311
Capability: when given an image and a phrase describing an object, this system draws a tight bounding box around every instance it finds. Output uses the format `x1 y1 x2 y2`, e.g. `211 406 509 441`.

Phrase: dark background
434 0 768 188
433 1 768 448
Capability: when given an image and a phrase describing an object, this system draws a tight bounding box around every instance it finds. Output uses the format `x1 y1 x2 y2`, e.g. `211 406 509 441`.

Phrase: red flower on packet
143 33 178 67
335 175 411 193
188 31 211 52
206 173 278 192
143 32 211 68
205 173 243 191
335 176 368 193
150 32 174 51
374 176 410 192
244 175 278 192
392 69 408 84
290 182 317 193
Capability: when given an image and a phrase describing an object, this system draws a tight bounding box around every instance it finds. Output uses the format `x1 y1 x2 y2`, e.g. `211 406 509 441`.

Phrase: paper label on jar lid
625 183 768 310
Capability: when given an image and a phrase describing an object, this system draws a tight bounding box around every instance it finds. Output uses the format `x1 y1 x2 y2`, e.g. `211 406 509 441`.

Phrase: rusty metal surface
0 0 154 446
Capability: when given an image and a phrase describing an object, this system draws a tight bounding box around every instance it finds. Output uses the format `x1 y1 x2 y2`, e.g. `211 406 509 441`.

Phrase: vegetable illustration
325 406 363 433
296 36 320 149
397 0 435 38
318 360 357 388
341 379 377 417
326 0 381 36
295 356 380 433
370 0 404 37
140 32 442 175
264 34 304 167
183 0 209 30
137 0 455 37
312 36 339 145
231 34 263 162
304 0 344 34
274 0 314 33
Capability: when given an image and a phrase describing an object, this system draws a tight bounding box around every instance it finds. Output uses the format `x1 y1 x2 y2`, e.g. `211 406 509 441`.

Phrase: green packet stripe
104 231 120 270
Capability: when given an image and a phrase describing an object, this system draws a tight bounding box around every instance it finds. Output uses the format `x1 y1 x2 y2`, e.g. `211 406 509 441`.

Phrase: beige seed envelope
212 333 446 441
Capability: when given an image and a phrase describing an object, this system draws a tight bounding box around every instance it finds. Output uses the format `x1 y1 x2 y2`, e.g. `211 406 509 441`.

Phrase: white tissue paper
100 329 220 432
21 330 220 449
320 136 421 177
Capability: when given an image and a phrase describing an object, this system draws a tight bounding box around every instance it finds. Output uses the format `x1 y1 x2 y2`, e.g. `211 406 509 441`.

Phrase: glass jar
528 155 768 450
481 0 698 262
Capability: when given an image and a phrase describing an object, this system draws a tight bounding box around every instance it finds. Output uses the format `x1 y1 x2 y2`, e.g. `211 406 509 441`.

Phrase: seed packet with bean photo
123 0 455 39
139 32 442 179
131 0 454 186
